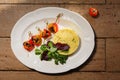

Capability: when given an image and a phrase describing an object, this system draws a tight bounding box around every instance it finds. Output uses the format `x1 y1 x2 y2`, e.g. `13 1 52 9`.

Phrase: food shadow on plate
72 27 97 72
50 28 97 75
36 42 96 75
34 28 96 75
53 38 97 75
36 39 96 75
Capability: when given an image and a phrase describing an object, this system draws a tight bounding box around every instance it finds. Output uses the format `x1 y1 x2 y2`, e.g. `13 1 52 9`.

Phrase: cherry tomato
23 39 34 52
40 29 51 39
48 23 58 33
89 8 99 17
31 35 42 47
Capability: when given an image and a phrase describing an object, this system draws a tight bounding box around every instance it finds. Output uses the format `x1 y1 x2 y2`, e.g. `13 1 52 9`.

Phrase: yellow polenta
53 29 80 55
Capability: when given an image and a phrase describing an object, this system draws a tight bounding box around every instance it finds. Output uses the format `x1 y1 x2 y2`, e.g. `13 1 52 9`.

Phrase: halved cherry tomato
40 29 51 39
31 35 42 46
89 8 99 17
47 23 58 33
23 39 34 52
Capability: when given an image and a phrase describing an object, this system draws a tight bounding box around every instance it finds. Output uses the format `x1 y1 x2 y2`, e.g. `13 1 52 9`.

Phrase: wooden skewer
44 19 49 26
28 31 32 39
55 13 63 23
36 27 42 33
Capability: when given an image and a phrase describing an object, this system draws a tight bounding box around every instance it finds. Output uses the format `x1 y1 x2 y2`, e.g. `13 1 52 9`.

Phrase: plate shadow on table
4 5 97 75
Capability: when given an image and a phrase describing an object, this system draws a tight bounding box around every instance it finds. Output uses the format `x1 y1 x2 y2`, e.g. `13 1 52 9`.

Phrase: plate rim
11 7 95 74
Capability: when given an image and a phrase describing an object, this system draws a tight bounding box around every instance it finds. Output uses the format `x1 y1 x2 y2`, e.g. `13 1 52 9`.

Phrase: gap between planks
0 3 106 5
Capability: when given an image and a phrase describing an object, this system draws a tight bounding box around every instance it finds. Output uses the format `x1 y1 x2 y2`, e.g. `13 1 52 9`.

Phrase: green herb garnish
35 41 69 65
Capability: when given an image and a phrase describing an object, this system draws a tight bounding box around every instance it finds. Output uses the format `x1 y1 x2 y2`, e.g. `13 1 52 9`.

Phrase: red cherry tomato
23 39 34 52
89 8 99 17
41 29 51 39
48 23 58 33
31 35 42 47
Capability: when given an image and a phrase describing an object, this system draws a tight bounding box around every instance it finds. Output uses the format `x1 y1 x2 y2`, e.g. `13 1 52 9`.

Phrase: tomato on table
89 7 99 17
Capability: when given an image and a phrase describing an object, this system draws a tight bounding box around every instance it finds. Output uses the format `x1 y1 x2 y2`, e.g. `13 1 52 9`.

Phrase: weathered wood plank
0 5 119 37
80 39 105 71
106 38 120 71
107 0 120 4
60 5 120 37
0 0 105 4
0 72 120 80
0 5 59 37
0 38 105 71
0 38 29 70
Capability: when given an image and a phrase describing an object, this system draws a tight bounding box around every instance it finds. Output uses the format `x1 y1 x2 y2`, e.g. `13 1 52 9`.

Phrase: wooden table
0 0 120 80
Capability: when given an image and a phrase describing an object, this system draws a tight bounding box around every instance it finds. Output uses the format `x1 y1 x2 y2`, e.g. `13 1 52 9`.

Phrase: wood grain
0 5 119 37
0 5 59 37
107 0 120 4
0 0 105 4
0 38 105 71
0 0 119 79
106 38 120 71
80 39 105 71
61 5 120 37
0 38 29 70
0 71 120 80
0 0 119 80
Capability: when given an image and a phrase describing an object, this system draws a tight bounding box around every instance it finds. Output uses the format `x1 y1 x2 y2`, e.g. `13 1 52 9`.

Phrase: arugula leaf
52 52 68 65
34 41 69 65
55 59 59 65
35 49 42 55
40 44 48 51
47 41 54 48
49 47 57 52
47 41 57 52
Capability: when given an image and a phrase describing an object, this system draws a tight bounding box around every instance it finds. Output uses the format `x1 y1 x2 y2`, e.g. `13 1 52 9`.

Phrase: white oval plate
11 7 95 74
